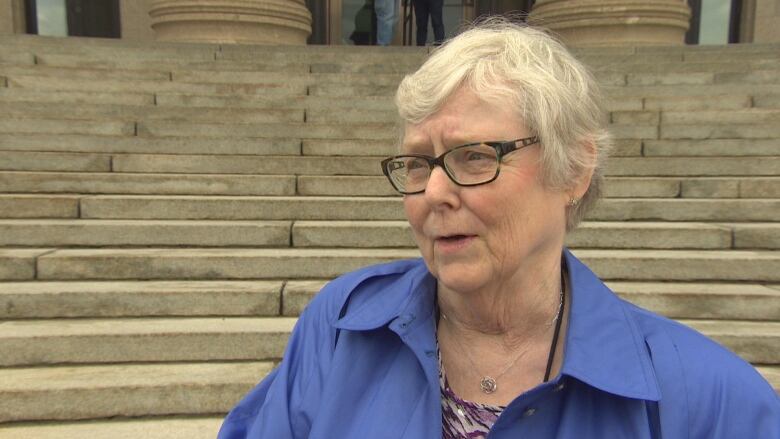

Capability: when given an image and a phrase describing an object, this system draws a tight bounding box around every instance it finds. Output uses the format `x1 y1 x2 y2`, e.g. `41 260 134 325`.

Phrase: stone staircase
0 34 778 438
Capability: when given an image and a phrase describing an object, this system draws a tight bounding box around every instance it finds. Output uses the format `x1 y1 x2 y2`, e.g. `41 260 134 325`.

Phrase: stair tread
0 417 224 439
0 361 273 391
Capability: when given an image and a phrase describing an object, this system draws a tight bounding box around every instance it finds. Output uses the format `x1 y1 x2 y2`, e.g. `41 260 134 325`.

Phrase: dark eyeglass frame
381 136 540 195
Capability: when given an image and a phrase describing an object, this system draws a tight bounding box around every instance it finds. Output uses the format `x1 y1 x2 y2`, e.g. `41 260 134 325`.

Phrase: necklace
440 270 566 394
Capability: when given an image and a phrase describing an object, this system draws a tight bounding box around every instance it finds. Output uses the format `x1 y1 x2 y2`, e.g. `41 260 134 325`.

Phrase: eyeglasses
381 136 540 195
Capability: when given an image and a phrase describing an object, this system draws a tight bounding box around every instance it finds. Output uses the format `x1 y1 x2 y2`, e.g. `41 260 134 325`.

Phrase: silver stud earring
568 197 579 207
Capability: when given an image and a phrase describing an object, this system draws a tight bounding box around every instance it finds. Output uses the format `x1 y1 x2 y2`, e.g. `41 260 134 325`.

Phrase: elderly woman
218 20 779 438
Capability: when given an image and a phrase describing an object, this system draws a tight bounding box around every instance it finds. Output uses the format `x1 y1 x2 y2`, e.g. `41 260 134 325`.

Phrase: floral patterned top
439 349 506 438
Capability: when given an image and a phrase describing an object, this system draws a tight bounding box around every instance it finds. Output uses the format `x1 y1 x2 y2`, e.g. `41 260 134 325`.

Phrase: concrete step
171 70 404 87
0 195 79 218
593 59 780 75
684 320 780 363
0 171 297 195
64 195 780 222
310 61 424 74
641 94 754 111
681 46 780 60
112 154 383 175
290 221 736 250
297 175 397 196
135 121 395 140
0 64 171 82
590 198 779 221
0 417 224 439
604 157 779 176
35 52 309 73
305 108 397 124
577 249 780 282
642 139 779 157
308 83 404 97
715 70 780 85
624 68 780 86
0 280 284 319
0 88 155 106
677 178 780 199
283 279 780 321
217 47 428 64
623 72 717 86
0 361 272 423
604 84 780 100
301 139 396 156
38 50 306 70
0 51 34 65
0 151 111 172
16 248 779 281
0 118 134 136
0 133 301 156
0 317 294 366
755 94 780 108
0 249 53 280
34 248 418 280
659 124 780 140
661 109 780 124
611 281 780 321
8 75 305 96
155 93 394 111
0 64 399 87
731 224 780 249
0 219 292 247
0 101 304 124
0 34 219 56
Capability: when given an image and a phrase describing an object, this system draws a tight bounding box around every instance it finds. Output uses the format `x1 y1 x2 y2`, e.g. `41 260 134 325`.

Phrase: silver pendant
480 376 497 394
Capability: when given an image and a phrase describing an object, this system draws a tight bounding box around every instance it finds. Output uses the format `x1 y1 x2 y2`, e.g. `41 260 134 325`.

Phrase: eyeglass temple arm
496 136 540 155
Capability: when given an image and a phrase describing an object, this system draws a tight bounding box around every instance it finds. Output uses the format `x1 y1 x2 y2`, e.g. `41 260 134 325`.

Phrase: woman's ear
571 140 597 200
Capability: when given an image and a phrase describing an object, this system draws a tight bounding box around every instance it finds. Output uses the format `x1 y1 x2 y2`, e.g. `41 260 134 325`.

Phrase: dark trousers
412 0 444 46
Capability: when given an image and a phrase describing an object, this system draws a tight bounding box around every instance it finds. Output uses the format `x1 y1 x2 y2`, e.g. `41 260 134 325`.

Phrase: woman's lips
434 234 476 253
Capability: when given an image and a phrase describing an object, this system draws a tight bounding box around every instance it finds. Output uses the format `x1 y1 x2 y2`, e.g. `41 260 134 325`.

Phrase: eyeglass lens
386 143 500 193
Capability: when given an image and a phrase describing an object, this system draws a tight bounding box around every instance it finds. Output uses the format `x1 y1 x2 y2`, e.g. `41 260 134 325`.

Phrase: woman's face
402 87 571 293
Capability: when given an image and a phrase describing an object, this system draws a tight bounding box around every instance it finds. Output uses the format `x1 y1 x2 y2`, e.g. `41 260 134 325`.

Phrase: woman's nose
423 166 460 209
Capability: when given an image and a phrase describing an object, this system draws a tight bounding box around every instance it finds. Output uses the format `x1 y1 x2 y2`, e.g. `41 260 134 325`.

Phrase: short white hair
395 17 612 230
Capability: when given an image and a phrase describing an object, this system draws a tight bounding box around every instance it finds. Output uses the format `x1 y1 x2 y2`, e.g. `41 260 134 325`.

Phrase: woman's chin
432 262 490 294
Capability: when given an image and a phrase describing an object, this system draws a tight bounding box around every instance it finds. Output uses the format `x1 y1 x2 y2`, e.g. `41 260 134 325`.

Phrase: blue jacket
219 250 780 438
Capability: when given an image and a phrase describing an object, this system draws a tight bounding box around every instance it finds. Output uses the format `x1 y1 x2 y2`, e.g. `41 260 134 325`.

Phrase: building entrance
328 0 477 46
24 0 120 38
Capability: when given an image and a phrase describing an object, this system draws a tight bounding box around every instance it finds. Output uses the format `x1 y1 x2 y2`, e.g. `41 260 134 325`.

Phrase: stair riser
0 383 255 423
0 287 281 319
0 222 291 247
23 250 780 282
0 333 289 366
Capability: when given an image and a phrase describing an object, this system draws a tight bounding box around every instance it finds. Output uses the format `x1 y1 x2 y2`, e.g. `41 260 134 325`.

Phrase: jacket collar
333 250 661 401
562 249 661 401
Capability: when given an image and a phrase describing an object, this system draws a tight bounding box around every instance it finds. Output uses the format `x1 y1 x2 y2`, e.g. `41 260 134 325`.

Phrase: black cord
543 267 566 382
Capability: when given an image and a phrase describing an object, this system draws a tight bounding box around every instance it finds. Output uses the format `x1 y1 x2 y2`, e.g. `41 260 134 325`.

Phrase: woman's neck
435 253 570 405
436 254 563 345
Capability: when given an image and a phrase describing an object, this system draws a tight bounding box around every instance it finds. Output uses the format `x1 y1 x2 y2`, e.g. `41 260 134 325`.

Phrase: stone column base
149 0 312 45
529 0 691 46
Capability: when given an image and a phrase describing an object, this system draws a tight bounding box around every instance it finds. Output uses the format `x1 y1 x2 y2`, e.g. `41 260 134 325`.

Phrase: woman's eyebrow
401 140 432 154
401 134 483 154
